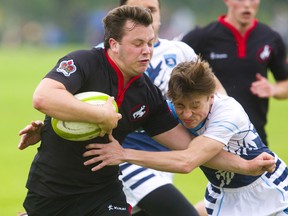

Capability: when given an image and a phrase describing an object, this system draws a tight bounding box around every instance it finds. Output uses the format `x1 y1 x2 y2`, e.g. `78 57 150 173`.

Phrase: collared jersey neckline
218 15 258 58
104 49 142 107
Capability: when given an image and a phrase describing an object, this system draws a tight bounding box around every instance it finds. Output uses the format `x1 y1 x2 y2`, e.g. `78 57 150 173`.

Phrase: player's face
111 20 154 79
224 0 260 28
173 94 214 129
125 0 161 40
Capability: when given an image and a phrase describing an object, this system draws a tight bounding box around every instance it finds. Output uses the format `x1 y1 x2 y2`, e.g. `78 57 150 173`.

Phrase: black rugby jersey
26 48 178 197
182 16 288 145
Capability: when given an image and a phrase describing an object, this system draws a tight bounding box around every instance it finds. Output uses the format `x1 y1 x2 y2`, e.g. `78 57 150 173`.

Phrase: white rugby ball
51 91 118 141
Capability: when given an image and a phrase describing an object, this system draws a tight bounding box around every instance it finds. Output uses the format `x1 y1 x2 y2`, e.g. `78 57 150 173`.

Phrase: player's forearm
33 79 108 124
124 139 221 174
273 80 288 99
203 150 251 174
124 148 197 173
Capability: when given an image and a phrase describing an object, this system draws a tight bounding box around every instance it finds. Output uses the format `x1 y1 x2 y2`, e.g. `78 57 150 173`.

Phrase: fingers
107 96 117 110
259 153 276 173
31 120 44 127
17 212 28 216
18 125 32 136
98 130 107 137
262 153 274 160
266 164 276 173
84 144 100 151
255 73 263 80
18 120 43 136
117 113 122 120
83 153 115 172
108 133 116 142
83 149 108 172
18 134 27 150
107 96 115 103
83 154 102 166
91 163 106 172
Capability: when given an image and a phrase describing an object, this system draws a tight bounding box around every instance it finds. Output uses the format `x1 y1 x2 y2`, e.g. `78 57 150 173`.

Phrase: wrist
123 148 134 163
232 157 250 175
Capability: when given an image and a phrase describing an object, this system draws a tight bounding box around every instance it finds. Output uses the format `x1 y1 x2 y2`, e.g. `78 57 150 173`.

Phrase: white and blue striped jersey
168 94 288 215
168 94 288 188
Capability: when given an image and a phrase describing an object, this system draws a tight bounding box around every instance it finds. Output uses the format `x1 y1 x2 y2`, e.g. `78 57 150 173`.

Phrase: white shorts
205 172 288 216
119 162 174 211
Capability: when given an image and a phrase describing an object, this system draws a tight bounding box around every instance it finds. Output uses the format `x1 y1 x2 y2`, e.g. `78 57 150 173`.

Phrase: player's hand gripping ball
51 92 118 141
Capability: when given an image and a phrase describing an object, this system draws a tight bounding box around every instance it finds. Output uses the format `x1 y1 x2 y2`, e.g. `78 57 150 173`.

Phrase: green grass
1 46 288 215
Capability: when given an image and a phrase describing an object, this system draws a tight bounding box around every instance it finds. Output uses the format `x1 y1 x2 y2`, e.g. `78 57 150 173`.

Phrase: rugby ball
51 91 118 141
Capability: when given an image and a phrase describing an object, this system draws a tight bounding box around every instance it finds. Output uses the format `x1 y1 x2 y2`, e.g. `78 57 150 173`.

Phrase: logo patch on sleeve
56 59 77 76
257 45 272 63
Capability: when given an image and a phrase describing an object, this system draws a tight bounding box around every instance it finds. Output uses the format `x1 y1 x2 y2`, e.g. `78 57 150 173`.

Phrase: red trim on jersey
218 15 258 58
104 49 141 107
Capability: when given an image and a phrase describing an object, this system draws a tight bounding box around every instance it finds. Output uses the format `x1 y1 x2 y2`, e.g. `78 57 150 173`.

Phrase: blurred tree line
0 0 288 46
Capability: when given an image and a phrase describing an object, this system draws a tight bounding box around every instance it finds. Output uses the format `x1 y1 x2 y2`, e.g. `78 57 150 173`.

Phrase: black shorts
23 185 131 216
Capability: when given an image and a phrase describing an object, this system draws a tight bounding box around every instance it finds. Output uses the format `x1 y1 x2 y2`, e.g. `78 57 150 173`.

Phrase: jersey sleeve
174 40 198 62
269 32 288 81
44 50 93 93
181 26 205 55
202 96 250 146
143 88 179 137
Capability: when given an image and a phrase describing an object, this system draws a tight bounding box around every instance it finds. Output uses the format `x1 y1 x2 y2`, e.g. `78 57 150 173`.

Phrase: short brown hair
167 57 216 101
103 5 153 49
119 0 161 8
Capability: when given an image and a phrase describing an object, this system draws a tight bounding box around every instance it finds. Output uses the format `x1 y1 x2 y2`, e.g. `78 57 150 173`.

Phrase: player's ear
109 38 119 53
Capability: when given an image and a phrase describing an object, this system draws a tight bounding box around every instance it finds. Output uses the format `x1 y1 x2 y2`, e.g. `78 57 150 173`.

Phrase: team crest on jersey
164 54 176 68
129 104 149 122
257 45 272 63
56 59 77 76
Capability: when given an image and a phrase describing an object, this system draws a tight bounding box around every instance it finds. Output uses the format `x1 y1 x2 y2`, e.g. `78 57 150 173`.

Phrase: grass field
0 46 287 215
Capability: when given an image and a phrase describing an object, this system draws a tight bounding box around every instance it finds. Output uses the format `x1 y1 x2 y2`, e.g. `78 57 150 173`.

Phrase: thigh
24 182 131 216
23 191 74 216
137 184 199 216
133 211 150 216
94 191 132 216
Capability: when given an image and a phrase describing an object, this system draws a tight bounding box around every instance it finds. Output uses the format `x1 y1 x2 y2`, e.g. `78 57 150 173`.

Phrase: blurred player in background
181 0 288 147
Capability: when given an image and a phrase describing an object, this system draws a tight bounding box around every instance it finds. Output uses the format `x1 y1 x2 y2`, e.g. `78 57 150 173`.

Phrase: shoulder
181 21 220 49
157 38 192 50
212 94 249 124
66 48 104 60
56 48 106 76
256 22 283 38
157 38 197 61
182 21 219 40
213 94 242 110
254 22 287 51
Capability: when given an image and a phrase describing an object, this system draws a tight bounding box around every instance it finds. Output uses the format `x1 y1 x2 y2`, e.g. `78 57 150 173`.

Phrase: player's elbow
180 163 194 174
32 92 46 111
177 158 195 174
